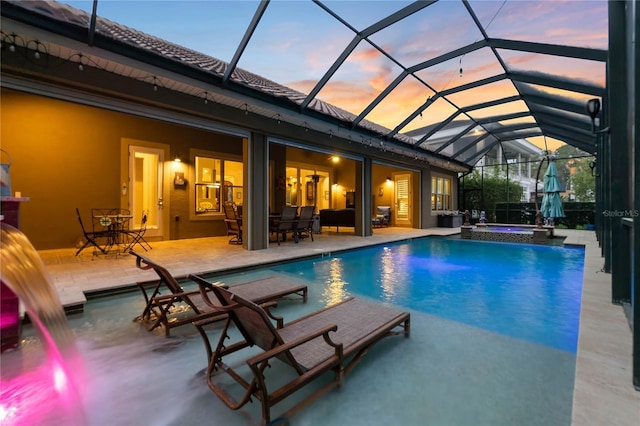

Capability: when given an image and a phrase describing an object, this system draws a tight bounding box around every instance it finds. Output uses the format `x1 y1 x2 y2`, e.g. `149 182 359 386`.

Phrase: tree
555 145 596 202
569 159 596 201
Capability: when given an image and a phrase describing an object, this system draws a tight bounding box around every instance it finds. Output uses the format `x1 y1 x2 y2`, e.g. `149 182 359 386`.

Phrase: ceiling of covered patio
3 0 607 168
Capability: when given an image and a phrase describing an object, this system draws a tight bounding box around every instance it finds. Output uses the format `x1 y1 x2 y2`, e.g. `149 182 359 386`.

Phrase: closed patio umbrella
540 159 565 225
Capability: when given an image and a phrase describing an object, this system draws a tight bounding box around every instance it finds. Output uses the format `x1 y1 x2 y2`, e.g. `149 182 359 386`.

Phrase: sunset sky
62 0 608 153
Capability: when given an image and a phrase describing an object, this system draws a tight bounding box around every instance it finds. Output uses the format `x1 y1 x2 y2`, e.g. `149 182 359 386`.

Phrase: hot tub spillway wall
461 224 552 244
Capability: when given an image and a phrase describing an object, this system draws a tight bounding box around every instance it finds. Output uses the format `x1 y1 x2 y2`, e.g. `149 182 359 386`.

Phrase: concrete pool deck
33 227 639 425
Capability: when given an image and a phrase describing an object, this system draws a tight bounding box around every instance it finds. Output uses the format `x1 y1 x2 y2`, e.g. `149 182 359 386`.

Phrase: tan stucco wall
0 89 241 249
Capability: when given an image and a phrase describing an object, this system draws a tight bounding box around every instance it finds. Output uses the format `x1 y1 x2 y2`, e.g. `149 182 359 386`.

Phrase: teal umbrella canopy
543 161 563 193
541 192 565 218
541 160 565 219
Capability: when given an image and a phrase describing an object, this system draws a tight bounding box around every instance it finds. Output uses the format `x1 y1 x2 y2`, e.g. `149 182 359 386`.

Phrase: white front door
128 145 164 238
394 173 412 227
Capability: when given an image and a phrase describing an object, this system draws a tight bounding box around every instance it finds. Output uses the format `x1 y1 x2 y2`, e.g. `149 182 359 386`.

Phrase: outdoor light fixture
174 155 181 162
386 177 392 182
585 98 609 134
2 32 20 53
586 98 600 125
66 52 90 71
26 39 45 60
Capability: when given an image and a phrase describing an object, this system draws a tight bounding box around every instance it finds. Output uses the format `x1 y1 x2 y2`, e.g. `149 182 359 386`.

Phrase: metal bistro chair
126 210 151 251
75 208 109 256
91 208 117 250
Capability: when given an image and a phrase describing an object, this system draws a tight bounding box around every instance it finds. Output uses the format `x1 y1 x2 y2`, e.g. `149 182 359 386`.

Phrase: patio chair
296 205 315 241
372 205 391 228
125 209 151 251
223 202 242 245
130 251 307 336
192 282 410 425
75 207 109 256
269 205 299 245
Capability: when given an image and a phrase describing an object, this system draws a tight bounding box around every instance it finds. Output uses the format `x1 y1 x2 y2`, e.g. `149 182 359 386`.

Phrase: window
431 176 452 212
194 155 243 215
284 165 330 211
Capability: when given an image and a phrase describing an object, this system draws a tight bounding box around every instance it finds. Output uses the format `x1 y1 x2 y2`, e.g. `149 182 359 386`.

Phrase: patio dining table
269 209 302 243
93 211 133 251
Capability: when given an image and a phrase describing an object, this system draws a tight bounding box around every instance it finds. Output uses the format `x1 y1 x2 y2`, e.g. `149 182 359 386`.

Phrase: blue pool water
272 237 584 353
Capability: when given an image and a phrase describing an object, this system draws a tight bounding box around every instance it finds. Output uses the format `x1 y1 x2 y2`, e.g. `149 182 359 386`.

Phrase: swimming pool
271 237 584 353
2 237 584 426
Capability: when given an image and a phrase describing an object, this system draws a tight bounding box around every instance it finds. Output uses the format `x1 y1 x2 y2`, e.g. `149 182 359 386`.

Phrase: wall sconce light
386 177 392 182
585 98 609 134
330 156 340 163
174 155 181 163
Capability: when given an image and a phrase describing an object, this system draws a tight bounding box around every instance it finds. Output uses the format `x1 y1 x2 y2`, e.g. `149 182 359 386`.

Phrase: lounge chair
191 281 410 425
130 251 307 336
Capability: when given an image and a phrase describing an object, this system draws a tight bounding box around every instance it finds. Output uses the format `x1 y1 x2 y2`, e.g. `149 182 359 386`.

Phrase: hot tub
461 223 553 244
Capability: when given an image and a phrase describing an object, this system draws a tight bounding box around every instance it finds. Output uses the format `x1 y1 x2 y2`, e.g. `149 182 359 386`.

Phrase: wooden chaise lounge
130 251 307 336
191 276 410 425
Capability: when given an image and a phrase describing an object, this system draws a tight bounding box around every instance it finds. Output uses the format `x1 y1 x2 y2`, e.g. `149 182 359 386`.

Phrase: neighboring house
407 123 543 201
474 139 543 202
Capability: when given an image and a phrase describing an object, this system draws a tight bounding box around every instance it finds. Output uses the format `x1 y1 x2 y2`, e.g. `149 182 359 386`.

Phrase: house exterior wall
0 89 242 249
